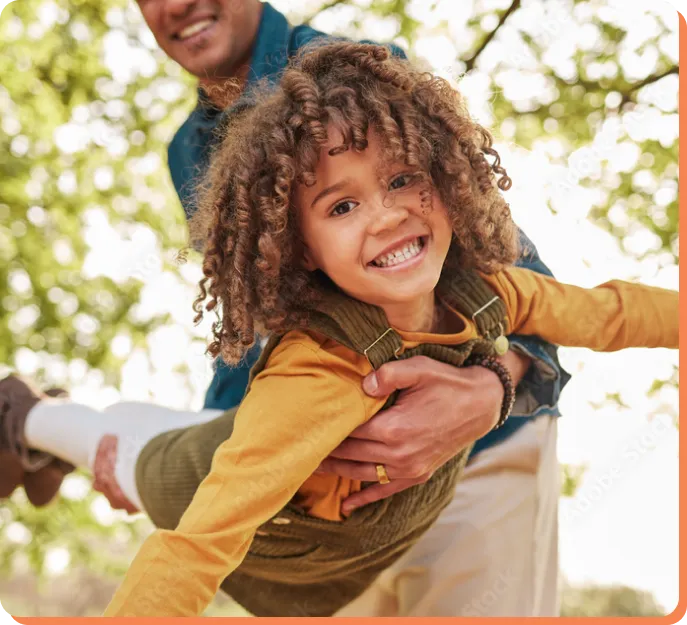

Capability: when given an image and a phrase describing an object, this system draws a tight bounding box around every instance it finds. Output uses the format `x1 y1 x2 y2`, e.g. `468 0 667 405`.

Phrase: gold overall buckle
363 327 402 368
471 296 509 355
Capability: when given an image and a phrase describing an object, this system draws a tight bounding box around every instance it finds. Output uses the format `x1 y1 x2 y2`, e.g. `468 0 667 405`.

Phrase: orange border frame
2 7 685 625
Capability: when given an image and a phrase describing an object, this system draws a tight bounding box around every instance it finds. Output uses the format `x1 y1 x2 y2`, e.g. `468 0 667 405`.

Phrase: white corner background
0 599 18 625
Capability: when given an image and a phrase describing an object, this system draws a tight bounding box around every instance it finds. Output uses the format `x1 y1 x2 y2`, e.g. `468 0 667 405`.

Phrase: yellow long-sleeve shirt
104 268 677 617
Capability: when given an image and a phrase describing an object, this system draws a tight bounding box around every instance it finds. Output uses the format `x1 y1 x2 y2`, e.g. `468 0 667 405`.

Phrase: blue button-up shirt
167 2 570 456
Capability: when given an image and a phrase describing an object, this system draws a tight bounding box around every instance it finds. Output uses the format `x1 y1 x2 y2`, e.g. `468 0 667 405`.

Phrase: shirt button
271 517 291 525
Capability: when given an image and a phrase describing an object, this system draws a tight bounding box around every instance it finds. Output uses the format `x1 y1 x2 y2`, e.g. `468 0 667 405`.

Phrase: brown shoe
24 385 75 506
0 375 60 502
0 451 23 498
24 462 72 506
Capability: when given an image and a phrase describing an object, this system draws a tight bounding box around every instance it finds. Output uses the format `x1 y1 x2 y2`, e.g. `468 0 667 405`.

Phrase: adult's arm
319 230 570 512
507 228 569 415
316 350 530 514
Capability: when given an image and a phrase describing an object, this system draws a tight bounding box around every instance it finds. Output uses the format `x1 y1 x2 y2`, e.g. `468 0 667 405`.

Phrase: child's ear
301 246 318 272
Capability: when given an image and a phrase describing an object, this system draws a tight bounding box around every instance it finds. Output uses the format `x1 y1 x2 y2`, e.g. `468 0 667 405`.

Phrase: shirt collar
246 2 291 86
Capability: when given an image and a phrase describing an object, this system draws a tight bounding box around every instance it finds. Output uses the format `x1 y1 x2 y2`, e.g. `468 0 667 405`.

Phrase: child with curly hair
104 42 677 617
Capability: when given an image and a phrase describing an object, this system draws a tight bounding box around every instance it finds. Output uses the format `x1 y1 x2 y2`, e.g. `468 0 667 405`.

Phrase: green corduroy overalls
135 268 508 616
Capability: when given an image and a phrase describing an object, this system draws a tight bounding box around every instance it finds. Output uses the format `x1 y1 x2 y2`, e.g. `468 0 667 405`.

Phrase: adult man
1 0 568 616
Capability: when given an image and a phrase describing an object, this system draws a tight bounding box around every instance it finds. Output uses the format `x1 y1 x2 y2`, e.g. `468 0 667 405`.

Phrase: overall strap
308 268 509 369
309 289 403 371
439 268 508 342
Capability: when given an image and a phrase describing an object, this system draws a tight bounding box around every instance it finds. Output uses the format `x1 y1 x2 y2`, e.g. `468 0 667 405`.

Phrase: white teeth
372 238 424 268
178 19 214 40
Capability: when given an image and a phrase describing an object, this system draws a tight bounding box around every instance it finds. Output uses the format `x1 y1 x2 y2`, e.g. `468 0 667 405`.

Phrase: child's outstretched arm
482 267 678 351
103 334 385 617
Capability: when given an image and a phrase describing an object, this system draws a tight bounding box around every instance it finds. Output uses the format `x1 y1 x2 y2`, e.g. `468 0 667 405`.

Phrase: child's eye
389 174 416 191
330 200 357 216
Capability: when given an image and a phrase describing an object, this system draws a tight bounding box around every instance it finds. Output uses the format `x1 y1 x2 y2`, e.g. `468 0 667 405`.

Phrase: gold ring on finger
375 464 390 484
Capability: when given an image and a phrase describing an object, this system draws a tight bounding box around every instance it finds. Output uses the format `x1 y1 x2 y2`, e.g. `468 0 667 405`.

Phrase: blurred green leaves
561 581 665 616
1 0 194 383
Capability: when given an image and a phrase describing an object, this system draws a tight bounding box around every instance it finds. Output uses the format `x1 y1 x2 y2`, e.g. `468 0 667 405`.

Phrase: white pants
335 415 560 617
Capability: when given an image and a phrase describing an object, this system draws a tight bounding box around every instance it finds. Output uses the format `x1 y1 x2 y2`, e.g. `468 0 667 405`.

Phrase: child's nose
366 195 409 234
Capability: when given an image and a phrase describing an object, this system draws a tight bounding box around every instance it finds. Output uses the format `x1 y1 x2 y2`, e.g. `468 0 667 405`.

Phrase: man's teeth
178 19 214 40
373 238 423 267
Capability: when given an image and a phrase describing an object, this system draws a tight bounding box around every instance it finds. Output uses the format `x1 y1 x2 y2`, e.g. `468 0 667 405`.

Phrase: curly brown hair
191 41 519 364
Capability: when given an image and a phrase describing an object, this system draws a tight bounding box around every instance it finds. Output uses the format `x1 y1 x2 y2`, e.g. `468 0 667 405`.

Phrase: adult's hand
317 350 531 515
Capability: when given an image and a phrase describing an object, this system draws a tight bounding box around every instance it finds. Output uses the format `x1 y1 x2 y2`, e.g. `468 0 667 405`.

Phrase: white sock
25 399 108 469
104 402 222 510
25 401 222 510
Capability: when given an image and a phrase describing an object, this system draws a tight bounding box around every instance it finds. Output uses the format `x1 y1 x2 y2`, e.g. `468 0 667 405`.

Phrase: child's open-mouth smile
368 235 429 271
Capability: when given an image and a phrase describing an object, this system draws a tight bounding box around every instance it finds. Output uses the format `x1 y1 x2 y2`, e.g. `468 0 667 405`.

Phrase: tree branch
463 0 521 73
302 0 350 26
618 65 679 108
565 65 679 110
629 65 679 93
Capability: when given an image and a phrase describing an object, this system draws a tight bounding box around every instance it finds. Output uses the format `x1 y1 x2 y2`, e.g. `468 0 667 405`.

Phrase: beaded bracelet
465 354 516 430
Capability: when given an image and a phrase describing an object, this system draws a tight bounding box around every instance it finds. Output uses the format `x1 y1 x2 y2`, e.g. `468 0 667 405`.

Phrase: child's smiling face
295 129 453 321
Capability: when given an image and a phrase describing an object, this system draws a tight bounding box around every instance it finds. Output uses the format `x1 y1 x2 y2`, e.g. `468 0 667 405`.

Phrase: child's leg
25 401 222 510
133 407 240 528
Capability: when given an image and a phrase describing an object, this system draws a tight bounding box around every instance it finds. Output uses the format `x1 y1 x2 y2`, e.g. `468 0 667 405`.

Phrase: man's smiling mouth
175 17 217 41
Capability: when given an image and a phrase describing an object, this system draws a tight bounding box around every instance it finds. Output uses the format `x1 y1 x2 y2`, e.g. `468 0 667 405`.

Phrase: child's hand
316 351 531 515
92 435 140 515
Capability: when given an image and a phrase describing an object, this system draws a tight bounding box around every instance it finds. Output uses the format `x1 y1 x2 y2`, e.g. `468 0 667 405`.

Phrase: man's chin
179 56 218 78
167 42 227 80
